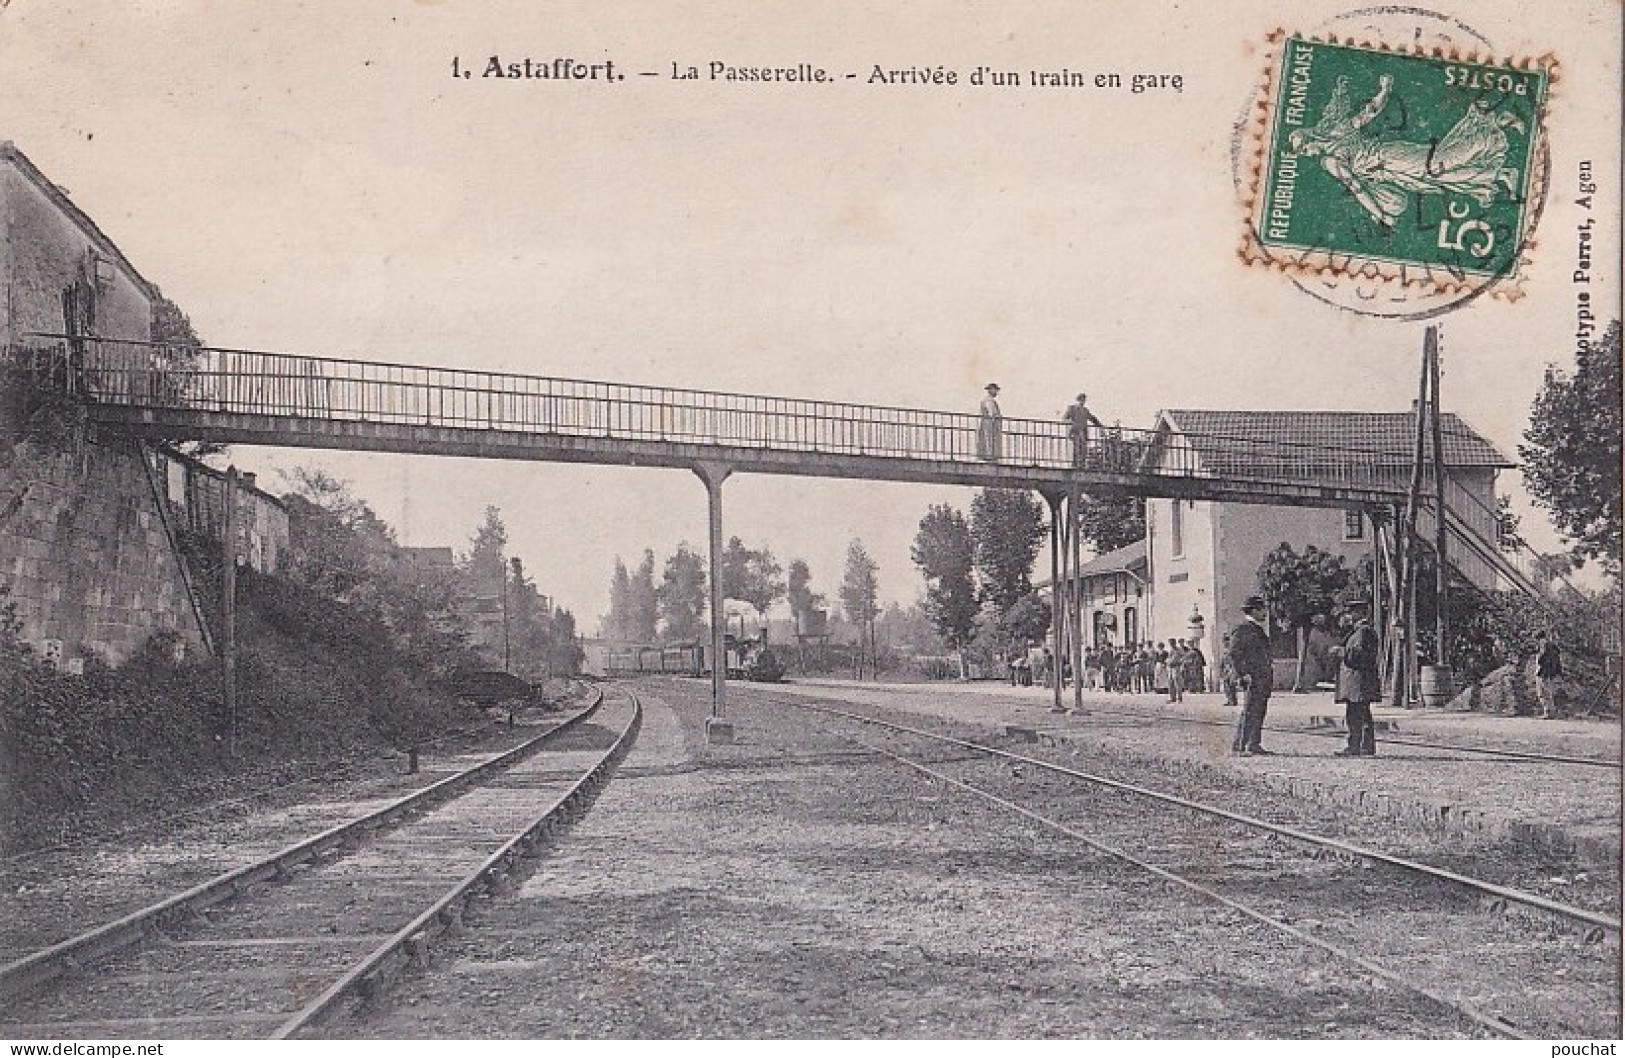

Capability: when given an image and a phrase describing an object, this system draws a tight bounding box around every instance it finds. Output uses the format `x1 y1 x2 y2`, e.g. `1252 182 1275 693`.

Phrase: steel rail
787 698 1622 935
841 731 1525 1040
0 686 605 1001
272 685 644 1039
1071 700 1622 769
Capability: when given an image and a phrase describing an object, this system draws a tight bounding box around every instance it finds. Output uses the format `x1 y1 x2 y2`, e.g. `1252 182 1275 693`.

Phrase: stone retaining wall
0 437 206 667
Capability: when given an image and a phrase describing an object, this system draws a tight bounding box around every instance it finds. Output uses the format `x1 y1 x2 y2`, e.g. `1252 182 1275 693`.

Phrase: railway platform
782 679 1623 868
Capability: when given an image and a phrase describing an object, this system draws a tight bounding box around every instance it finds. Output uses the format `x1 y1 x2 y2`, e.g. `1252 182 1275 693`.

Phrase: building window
1344 509 1365 541
1170 500 1185 558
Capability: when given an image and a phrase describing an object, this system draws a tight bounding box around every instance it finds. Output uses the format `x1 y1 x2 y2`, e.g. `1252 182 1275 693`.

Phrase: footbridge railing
17 337 1414 499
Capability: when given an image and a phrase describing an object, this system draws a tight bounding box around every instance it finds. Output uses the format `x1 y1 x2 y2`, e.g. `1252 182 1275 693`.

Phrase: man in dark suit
1332 597 1381 756
1228 595 1275 756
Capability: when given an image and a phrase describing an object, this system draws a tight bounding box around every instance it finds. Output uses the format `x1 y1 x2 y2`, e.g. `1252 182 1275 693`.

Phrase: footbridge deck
31 338 1411 510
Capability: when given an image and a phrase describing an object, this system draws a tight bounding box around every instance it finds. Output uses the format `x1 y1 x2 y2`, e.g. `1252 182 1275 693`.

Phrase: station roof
1075 538 1148 577
1158 409 1514 472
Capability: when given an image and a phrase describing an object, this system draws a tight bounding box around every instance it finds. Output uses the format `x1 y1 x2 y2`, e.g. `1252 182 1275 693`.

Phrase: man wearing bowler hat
1228 595 1274 756
1332 595 1381 756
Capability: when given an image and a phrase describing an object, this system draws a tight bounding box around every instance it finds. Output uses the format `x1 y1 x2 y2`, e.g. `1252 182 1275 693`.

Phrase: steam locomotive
605 636 783 682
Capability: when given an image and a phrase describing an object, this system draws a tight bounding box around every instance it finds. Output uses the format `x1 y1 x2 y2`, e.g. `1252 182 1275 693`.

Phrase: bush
0 570 484 851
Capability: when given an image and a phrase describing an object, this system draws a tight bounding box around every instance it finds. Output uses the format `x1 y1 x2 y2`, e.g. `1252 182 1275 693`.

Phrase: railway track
773 694 1621 1040
1072 699 1622 769
788 680 1621 768
0 686 642 1040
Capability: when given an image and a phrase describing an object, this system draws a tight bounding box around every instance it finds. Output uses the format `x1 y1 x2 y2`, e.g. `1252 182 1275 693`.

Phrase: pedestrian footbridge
17 334 1563 730
28 336 1411 510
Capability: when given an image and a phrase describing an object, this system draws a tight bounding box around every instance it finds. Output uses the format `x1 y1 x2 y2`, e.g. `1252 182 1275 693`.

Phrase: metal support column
1369 507 1385 668
1043 490 1065 713
694 460 734 744
1381 503 1405 701
1069 483 1086 714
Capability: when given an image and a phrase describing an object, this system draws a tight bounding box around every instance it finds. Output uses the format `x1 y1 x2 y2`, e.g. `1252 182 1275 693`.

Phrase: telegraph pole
1429 336 1450 674
1394 335 1431 707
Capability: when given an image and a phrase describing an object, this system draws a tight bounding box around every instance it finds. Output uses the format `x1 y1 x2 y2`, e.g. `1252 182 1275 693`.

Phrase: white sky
2 1 1619 625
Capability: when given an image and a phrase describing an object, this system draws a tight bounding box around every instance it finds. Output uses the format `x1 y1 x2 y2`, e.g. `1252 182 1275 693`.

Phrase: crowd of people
1077 640 1208 700
999 589 1576 760
1006 639 1212 702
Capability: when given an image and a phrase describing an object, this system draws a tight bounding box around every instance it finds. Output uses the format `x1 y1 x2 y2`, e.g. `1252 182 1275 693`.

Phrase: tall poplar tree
604 557 633 639
630 549 660 641
840 539 881 678
911 503 978 676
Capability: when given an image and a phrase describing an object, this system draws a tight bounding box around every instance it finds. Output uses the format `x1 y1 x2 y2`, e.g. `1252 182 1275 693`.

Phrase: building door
1123 606 1138 645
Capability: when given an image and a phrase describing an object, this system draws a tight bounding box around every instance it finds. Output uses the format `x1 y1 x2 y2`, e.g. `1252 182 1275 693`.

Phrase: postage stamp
1240 30 1555 304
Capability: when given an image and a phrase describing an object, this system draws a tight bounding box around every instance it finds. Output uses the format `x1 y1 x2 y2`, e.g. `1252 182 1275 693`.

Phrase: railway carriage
605 637 783 681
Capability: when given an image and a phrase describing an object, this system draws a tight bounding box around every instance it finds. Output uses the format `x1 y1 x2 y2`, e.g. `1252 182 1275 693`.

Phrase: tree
720 536 786 620
874 600 945 656
1073 491 1147 556
1494 494 1526 554
970 489 1045 614
150 290 227 458
786 558 826 632
603 557 633 639
281 467 397 598
462 506 508 593
1002 590 1052 647
508 556 546 674
1256 543 1351 691
1521 319 1622 578
277 466 480 684
911 503 979 675
628 550 659 642
840 539 881 679
658 543 708 642
549 608 585 676
1073 427 1148 554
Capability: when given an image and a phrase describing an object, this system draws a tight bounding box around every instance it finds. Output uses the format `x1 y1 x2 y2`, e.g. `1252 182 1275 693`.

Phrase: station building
1044 408 1513 682
1141 409 1512 653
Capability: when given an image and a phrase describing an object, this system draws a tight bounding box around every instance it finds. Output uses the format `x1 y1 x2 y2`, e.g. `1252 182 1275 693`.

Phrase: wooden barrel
1420 665 1455 708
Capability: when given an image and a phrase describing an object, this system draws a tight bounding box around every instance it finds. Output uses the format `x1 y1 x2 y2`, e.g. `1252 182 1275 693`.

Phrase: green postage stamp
1242 32 1553 295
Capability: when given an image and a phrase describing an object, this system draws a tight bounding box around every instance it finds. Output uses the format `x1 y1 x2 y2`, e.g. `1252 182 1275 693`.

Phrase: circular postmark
1232 6 1554 320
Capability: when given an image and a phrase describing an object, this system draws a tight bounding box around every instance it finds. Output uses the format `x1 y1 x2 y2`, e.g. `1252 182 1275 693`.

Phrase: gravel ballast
345 681 1618 1039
